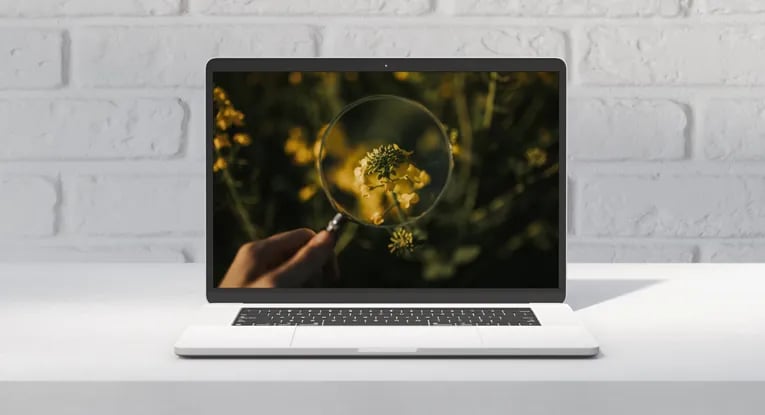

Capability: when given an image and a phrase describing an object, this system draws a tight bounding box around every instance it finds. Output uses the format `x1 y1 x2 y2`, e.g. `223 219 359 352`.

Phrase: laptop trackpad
291 326 482 350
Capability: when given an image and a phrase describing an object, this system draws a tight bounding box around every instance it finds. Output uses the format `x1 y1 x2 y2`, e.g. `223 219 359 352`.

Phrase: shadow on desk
566 279 661 311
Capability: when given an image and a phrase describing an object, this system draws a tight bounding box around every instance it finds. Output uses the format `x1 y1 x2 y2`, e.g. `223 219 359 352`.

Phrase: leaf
453 245 481 265
423 262 456 281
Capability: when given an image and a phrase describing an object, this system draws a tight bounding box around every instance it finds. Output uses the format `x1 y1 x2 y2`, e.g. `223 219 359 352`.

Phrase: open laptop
174 58 599 356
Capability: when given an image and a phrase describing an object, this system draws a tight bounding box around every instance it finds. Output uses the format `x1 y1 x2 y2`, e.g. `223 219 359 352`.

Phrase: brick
580 26 765 85
191 0 432 15
454 0 686 17
569 99 687 160
0 99 184 160
327 26 566 57
578 176 765 237
700 0 765 14
186 93 206 160
0 29 62 89
0 0 180 16
0 176 57 237
705 243 765 262
568 242 696 262
703 99 765 161
65 176 204 235
76 26 318 87
0 245 186 262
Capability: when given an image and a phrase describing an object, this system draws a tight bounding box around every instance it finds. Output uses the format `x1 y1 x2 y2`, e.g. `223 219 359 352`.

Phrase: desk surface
1 263 763 382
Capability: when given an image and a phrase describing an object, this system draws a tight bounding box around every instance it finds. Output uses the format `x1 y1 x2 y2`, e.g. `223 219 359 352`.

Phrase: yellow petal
213 134 231 150
288 72 302 85
393 181 413 194
232 133 251 146
298 184 317 201
371 212 384 225
213 157 228 172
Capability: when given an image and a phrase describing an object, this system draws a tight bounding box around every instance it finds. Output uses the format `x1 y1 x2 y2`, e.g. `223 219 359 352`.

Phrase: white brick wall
0 29 63 88
0 99 184 159
0 0 763 263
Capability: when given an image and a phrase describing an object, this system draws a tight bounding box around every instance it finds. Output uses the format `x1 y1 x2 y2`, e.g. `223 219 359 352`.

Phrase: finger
257 228 316 269
264 231 336 288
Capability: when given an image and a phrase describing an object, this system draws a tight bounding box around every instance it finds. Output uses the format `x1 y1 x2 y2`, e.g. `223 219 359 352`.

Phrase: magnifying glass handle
325 213 347 234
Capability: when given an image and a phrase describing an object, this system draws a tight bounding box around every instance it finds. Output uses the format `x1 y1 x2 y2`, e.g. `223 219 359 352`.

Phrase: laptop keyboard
233 308 540 326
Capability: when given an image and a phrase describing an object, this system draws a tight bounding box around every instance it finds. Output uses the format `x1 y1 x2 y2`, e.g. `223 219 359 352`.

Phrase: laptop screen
211 70 560 289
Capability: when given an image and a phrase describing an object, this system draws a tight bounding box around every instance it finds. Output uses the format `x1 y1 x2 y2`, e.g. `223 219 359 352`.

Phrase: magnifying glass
317 95 454 234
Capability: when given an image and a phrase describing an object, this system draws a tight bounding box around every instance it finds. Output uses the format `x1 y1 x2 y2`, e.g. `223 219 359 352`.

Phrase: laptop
174 58 599 356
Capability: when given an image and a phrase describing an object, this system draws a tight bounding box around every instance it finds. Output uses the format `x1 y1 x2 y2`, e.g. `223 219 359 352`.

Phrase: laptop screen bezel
206 58 566 303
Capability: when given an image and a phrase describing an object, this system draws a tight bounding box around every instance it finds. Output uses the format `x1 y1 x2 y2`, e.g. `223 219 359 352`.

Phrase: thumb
263 231 335 288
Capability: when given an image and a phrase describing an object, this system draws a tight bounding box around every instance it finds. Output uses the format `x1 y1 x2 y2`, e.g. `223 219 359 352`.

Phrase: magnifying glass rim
317 94 454 229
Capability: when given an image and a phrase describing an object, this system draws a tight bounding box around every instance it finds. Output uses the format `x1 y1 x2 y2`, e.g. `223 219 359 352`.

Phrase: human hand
218 228 338 288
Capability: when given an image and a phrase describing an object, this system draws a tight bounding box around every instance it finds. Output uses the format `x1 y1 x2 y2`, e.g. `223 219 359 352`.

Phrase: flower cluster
388 228 416 256
353 144 430 226
363 144 412 180
284 127 315 166
212 86 251 172
213 87 245 131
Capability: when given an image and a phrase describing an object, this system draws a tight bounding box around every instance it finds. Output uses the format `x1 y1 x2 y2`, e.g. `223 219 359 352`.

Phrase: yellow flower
388 228 415 255
212 86 227 103
215 107 244 131
525 147 547 167
298 184 317 202
352 144 430 220
284 127 304 153
284 127 314 165
312 138 322 160
371 211 385 225
232 133 251 146
213 157 228 172
213 134 231 150
393 72 410 81
288 72 302 85
393 180 413 195
354 166 363 179
397 192 419 209
294 148 313 165
407 164 430 189
212 86 246 133
316 123 351 159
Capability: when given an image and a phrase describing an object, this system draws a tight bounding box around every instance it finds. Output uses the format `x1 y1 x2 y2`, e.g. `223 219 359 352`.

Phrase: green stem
334 222 357 254
389 191 409 224
452 73 473 169
321 73 343 116
216 147 259 240
482 72 497 130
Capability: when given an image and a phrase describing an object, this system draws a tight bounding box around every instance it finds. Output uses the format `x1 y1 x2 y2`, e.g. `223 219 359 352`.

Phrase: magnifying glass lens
318 95 453 228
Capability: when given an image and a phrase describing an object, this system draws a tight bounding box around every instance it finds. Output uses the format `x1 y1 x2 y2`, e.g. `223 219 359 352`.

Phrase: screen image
212 71 560 289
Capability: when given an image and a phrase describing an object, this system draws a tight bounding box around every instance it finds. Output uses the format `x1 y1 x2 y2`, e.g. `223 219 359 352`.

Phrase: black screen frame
206 58 566 303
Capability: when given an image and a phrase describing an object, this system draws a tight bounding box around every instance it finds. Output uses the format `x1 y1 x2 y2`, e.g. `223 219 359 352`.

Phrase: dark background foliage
212 71 559 288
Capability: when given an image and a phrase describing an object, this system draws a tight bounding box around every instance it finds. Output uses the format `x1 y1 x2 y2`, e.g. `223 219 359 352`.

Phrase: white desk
1 263 763 414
